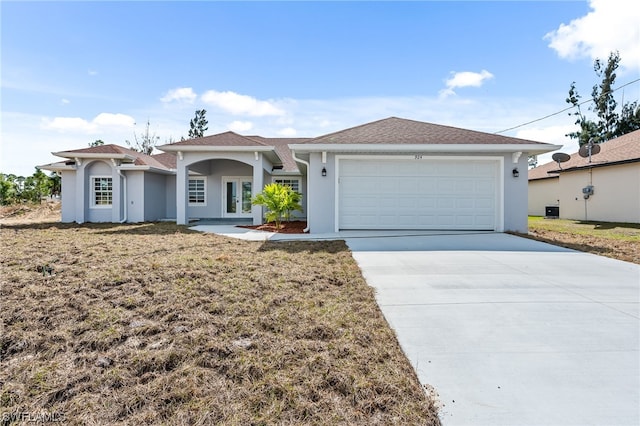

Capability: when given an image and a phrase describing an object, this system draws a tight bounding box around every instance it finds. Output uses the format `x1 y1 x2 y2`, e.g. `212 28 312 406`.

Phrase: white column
75 163 85 223
252 154 264 225
176 163 188 225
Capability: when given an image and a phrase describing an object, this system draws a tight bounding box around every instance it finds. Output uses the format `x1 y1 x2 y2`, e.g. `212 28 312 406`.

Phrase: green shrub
252 183 302 230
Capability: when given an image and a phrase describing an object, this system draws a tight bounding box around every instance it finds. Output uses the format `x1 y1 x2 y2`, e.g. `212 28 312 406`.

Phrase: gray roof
529 129 640 180
162 131 268 147
53 144 173 170
305 117 550 145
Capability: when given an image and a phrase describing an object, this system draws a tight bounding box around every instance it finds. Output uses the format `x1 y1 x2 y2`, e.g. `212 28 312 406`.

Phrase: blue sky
2 0 639 176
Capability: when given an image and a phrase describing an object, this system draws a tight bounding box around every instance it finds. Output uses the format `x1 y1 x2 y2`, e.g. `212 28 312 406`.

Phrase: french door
222 177 253 217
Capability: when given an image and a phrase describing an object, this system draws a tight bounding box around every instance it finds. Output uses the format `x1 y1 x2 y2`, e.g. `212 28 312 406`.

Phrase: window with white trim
92 176 113 207
273 178 300 193
188 177 206 205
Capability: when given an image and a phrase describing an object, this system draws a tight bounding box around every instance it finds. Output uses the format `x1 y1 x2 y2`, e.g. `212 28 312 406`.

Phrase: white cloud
41 113 135 134
277 127 297 137
545 0 640 72
88 69 98 76
161 87 197 103
439 70 494 98
227 120 254 132
93 113 136 127
41 117 94 133
201 90 285 116
60 98 70 105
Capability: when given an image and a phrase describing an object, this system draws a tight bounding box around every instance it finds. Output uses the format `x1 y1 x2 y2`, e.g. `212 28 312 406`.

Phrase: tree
0 169 55 205
188 109 208 139
89 139 105 147
49 172 61 197
566 51 640 145
252 183 302 230
126 119 159 155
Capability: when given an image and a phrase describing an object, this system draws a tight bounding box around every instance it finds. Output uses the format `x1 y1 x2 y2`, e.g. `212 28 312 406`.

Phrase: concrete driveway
346 233 639 426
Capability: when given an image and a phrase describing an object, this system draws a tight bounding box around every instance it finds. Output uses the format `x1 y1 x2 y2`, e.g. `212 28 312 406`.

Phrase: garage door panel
339 159 499 230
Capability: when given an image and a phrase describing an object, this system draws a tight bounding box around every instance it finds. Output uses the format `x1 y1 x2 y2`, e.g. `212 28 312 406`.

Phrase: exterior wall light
512 168 519 178
321 167 327 177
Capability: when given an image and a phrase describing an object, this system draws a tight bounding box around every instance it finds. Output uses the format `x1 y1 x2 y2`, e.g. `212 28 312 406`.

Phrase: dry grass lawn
526 216 640 264
0 205 440 425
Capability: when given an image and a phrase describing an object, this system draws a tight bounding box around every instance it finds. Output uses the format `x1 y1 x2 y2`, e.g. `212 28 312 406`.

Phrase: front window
273 178 300 193
92 176 112 207
189 178 206 205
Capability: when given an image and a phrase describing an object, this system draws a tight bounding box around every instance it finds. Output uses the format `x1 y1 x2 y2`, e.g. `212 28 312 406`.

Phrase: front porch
174 153 272 226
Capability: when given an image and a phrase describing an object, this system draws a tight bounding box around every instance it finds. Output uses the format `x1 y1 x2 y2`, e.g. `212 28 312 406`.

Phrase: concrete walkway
192 225 640 425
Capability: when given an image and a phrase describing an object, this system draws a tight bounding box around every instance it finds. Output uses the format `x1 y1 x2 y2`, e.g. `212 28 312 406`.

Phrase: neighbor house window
273 178 300 193
189 178 206 205
92 176 113 207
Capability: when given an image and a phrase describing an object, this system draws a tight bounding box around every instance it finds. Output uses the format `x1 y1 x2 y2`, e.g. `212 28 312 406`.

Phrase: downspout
291 149 310 233
117 169 127 223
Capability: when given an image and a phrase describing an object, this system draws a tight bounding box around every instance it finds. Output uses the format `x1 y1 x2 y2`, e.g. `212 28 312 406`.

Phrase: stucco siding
60 171 76 222
143 172 167 221
165 175 176 219
559 164 640 223
528 177 559 216
86 160 115 223
126 171 145 222
308 152 336 233
503 154 527 233
187 160 253 219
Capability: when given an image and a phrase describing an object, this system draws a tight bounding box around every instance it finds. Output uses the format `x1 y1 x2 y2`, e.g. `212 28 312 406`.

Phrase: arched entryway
175 152 268 225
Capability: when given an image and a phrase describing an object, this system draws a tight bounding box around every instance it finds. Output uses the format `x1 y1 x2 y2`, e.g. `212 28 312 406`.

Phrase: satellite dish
579 143 601 160
552 152 570 163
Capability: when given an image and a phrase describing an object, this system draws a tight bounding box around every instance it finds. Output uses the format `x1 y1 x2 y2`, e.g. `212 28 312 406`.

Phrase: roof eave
38 163 76 172
289 143 561 155
52 151 137 161
158 145 275 153
118 165 175 175
553 158 640 173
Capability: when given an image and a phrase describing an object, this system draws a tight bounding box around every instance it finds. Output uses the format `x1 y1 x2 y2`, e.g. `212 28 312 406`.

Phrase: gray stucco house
41 117 559 233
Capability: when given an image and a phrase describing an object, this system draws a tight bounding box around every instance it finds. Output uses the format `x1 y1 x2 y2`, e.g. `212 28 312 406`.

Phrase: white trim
334 155 504 232
188 177 207 206
160 145 275 153
90 175 113 209
290 143 561 156
54 152 137 161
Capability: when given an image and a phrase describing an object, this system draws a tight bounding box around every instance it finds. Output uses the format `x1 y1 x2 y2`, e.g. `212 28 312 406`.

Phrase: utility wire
494 77 640 134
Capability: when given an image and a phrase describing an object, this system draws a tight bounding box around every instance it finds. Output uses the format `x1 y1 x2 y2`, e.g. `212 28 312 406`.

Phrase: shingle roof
247 137 311 172
304 117 550 145
151 152 177 169
529 129 640 180
54 144 173 170
163 131 269 147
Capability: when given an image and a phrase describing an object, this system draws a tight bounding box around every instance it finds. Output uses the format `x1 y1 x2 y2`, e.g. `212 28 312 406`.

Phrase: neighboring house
41 117 558 233
528 129 640 223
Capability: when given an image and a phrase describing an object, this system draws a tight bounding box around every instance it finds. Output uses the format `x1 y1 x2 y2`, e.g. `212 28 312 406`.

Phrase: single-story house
528 129 640 223
41 117 559 233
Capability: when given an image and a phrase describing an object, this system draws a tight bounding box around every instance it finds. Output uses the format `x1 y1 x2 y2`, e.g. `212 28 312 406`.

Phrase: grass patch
0 221 439 425
526 216 640 264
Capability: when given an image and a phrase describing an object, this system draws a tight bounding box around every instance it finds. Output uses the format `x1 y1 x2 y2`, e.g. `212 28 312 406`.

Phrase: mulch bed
238 220 308 234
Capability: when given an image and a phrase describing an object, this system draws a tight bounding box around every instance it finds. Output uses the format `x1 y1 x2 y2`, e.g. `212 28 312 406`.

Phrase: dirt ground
0 201 62 224
239 220 308 234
